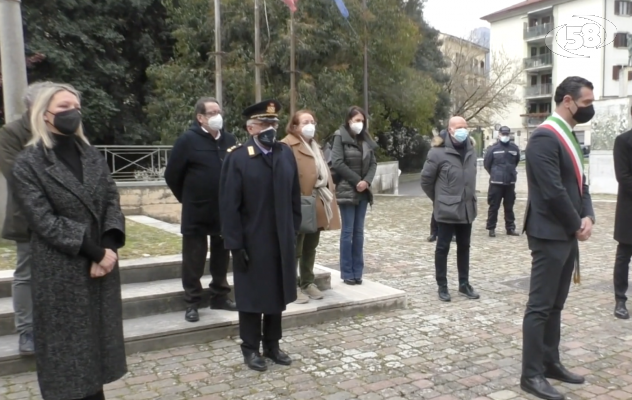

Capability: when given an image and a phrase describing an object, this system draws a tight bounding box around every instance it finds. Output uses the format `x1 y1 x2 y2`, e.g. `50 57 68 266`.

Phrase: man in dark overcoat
612 107 632 319
165 97 238 323
520 76 596 400
219 99 301 371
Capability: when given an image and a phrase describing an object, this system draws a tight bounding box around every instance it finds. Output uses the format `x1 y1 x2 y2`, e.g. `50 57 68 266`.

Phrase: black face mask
572 103 595 124
47 109 82 135
257 127 277 147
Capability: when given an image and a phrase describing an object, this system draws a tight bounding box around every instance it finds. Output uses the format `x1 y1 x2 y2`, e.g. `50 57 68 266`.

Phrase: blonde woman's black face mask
47 109 82 135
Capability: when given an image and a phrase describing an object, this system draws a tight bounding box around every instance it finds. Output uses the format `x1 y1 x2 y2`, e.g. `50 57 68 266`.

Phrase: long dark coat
614 129 632 244
12 141 127 400
164 122 237 235
219 137 301 314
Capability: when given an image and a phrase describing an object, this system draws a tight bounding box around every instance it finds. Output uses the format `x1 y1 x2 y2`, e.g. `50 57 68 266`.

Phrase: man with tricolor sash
519 76 596 400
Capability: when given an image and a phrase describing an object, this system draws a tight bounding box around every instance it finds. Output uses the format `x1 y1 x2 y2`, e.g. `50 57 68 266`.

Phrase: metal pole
0 0 28 122
362 0 369 125
290 12 296 115
213 0 222 107
254 0 262 102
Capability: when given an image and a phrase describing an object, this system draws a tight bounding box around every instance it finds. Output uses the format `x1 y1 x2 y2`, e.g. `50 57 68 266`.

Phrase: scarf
300 136 334 226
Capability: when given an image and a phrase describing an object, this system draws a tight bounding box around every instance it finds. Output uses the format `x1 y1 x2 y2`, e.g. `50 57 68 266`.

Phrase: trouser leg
454 224 472 285
503 184 517 231
485 184 502 230
13 242 32 335
181 235 209 306
614 243 632 302
239 312 262 355
339 204 355 280
430 213 438 236
208 235 231 300
522 236 576 377
262 313 283 350
351 200 369 280
435 223 455 286
299 231 320 288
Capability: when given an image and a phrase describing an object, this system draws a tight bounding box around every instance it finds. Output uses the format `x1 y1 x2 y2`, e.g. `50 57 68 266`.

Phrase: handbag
299 195 318 234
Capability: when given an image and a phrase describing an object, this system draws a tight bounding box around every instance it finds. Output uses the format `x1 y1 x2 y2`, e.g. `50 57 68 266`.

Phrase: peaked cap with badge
242 99 281 122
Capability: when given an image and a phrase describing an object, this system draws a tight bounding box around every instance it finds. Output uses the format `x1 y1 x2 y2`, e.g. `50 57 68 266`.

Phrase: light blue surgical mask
453 128 469 143
500 136 510 143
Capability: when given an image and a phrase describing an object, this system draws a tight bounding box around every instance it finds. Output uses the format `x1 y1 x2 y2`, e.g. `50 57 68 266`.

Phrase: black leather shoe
615 300 629 319
489 229 496 237
544 362 585 384
520 376 563 400
459 283 480 299
263 348 292 366
343 279 356 285
185 307 199 322
210 298 237 311
354 279 363 285
244 353 267 371
427 234 437 242
507 230 520 236
18 331 34 356
438 285 451 302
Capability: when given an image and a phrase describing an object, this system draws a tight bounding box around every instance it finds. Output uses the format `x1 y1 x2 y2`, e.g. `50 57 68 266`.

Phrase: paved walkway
1 196 627 400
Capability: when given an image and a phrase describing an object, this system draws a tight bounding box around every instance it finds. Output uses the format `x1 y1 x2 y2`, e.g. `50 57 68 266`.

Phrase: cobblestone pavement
1 196 628 400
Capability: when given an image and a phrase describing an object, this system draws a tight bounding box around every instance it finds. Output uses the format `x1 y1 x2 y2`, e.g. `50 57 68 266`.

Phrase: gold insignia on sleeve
227 146 236 153
247 146 255 157
266 103 275 114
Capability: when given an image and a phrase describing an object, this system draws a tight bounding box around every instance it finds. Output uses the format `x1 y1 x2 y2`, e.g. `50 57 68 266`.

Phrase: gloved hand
231 249 249 272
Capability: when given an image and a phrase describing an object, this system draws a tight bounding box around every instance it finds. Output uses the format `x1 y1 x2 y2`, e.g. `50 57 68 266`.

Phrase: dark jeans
339 200 369 280
522 236 577 378
182 234 231 307
486 184 516 231
614 243 632 301
430 214 438 236
435 223 472 286
296 231 321 288
239 312 282 355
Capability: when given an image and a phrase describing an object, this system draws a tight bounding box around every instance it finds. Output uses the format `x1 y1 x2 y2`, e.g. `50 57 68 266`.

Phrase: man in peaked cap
219 99 302 371
483 125 521 237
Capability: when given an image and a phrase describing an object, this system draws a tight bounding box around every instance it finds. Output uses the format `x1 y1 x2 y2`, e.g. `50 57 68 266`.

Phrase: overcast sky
423 0 523 37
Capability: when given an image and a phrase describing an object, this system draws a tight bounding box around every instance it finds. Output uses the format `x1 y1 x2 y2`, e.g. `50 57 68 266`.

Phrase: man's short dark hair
553 76 594 106
194 97 219 117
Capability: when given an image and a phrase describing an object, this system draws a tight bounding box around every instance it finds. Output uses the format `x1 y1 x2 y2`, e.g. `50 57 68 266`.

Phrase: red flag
282 0 297 12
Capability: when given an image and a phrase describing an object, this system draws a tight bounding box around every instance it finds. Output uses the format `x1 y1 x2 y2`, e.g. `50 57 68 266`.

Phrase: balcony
522 115 548 127
524 22 553 40
524 53 553 70
524 83 553 99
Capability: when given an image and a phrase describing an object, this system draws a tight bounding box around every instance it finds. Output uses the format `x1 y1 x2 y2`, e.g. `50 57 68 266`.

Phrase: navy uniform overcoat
219 137 301 313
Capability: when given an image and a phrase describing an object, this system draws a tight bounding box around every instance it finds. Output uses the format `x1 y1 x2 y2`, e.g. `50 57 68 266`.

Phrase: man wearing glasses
165 97 238 322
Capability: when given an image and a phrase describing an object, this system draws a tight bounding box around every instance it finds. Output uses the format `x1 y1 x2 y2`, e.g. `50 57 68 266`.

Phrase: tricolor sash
540 116 584 195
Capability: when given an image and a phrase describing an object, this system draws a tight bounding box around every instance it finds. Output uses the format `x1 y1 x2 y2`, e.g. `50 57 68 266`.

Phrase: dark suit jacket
614 129 632 244
523 125 594 240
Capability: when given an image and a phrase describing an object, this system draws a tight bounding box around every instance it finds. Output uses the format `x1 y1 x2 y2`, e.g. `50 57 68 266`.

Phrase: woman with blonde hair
282 110 340 303
12 83 126 400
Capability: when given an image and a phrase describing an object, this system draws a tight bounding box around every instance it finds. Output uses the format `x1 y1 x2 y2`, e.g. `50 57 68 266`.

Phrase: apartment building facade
482 0 632 147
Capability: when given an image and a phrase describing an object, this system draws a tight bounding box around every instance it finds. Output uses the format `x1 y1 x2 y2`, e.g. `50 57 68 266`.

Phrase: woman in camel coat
282 110 341 303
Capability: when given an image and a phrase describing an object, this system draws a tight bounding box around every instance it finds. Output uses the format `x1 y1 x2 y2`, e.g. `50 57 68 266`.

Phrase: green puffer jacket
330 125 378 205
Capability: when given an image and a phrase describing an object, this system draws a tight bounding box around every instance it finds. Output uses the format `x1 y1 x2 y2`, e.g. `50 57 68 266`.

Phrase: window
530 47 538 57
541 16 551 24
615 0 632 16
538 102 551 113
614 32 628 48
541 74 552 84
612 65 632 80
530 75 538 86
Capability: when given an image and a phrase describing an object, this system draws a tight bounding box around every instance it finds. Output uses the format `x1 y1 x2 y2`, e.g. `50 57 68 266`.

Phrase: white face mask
500 136 510 143
207 114 223 131
301 123 315 139
350 122 363 134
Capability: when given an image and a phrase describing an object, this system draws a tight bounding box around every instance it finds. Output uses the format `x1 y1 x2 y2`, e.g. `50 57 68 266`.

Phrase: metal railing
524 83 553 97
524 116 547 126
524 22 553 39
524 53 553 69
95 145 172 181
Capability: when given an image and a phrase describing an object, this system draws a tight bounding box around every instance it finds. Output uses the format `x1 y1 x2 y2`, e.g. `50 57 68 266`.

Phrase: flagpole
362 0 369 126
254 0 262 102
213 0 223 106
290 10 296 115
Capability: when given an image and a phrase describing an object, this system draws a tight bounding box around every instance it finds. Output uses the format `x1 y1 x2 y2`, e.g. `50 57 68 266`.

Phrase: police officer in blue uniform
219 99 302 371
484 126 521 237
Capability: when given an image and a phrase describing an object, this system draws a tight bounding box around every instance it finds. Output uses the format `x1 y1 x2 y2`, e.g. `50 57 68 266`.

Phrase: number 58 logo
545 15 617 58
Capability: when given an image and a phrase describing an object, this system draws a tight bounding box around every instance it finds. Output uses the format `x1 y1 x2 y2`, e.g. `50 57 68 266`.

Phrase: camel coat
282 134 341 230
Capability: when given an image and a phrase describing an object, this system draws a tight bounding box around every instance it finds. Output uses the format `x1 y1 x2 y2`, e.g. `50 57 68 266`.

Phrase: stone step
0 266 406 376
0 254 233 298
0 269 332 337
